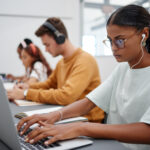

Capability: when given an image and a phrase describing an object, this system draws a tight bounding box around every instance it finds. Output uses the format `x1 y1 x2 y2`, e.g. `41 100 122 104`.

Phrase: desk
0 102 129 150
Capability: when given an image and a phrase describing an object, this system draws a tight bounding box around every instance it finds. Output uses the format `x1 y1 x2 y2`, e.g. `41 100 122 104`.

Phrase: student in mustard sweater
7 17 104 123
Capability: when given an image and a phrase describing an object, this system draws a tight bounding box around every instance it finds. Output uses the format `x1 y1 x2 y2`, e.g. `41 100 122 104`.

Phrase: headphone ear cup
43 21 66 44
55 33 66 44
56 35 65 44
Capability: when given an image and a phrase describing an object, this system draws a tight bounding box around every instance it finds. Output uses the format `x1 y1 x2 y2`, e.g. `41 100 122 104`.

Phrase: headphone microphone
43 22 66 44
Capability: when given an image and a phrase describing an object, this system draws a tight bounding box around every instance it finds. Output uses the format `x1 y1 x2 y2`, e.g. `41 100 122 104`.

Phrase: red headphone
29 43 36 55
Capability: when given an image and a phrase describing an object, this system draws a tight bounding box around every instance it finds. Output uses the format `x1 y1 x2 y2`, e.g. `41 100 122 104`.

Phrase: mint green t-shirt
86 63 150 150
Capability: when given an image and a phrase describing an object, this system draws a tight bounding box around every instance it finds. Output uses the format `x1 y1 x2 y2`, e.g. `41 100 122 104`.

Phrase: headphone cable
130 39 144 69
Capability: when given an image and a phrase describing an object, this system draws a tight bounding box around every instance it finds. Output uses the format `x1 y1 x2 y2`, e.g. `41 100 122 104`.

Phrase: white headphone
131 33 145 69
142 34 145 41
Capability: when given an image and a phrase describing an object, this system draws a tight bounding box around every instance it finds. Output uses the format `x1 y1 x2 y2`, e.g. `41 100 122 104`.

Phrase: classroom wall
0 0 81 74
0 0 118 82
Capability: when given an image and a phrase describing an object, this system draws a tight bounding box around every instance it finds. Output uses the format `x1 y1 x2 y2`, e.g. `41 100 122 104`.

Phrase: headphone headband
29 43 37 55
43 21 66 44
43 22 57 33
21 41 27 48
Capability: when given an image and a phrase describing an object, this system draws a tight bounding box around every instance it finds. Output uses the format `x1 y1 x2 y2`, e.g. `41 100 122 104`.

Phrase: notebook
13 99 43 106
3 82 15 90
0 78 93 150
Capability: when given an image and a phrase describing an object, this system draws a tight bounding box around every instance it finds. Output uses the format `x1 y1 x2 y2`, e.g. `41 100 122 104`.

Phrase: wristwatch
23 89 28 99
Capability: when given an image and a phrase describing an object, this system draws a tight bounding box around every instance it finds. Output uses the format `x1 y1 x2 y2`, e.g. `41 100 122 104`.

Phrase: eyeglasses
103 32 138 49
103 38 126 49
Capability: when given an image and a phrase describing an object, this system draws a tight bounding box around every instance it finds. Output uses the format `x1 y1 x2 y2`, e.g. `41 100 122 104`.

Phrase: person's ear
142 27 149 40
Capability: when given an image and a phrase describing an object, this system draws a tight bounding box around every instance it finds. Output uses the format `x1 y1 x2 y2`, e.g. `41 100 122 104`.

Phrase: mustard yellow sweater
26 48 104 122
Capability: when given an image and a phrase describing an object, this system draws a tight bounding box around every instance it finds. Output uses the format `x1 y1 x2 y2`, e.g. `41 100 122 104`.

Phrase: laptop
0 78 93 150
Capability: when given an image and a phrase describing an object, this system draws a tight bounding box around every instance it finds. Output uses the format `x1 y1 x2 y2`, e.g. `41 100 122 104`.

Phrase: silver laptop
0 78 93 150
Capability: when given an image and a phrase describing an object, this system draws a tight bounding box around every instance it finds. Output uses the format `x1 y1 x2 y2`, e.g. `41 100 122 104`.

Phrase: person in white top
6 39 52 84
17 4 150 150
21 43 52 84
6 38 33 82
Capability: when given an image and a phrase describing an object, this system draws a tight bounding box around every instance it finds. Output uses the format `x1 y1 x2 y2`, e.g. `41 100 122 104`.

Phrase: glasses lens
115 39 124 48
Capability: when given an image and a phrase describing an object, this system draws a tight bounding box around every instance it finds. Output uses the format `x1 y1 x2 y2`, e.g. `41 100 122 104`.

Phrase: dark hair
35 17 68 39
17 38 33 58
107 4 150 53
23 44 52 76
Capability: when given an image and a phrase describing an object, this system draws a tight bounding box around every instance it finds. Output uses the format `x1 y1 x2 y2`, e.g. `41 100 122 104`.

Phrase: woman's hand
25 122 84 145
17 111 61 135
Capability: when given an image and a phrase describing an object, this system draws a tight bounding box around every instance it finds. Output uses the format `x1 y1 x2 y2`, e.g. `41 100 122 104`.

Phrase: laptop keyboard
18 128 60 150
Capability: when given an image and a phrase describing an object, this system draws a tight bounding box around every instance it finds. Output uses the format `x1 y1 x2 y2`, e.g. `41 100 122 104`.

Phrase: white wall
0 0 117 81
0 0 81 75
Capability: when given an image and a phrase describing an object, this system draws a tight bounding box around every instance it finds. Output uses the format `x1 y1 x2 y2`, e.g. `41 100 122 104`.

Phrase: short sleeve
140 107 150 124
86 65 120 113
